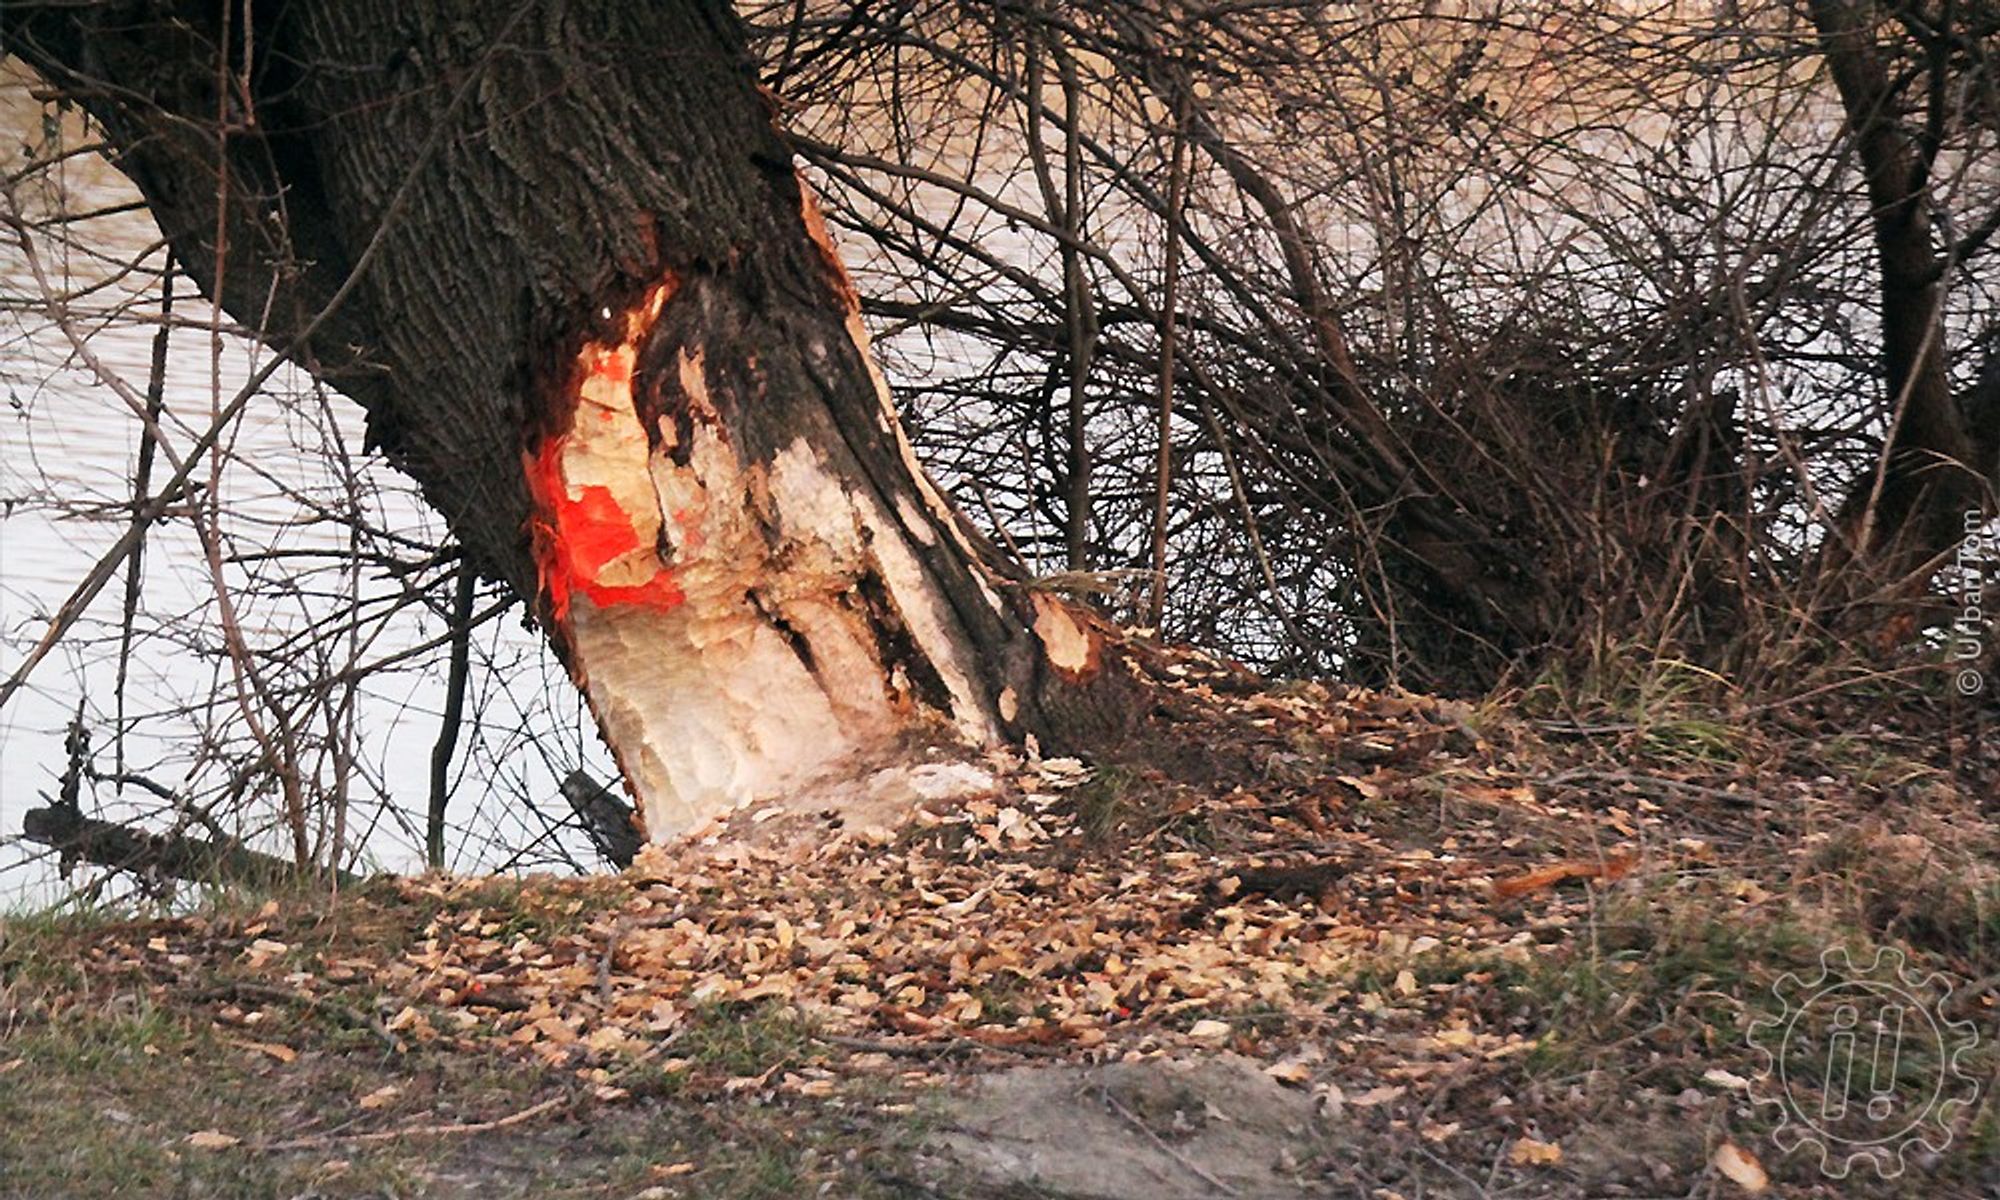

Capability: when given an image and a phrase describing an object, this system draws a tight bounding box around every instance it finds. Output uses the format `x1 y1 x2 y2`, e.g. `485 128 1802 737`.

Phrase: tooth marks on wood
746 586 823 683
854 569 958 717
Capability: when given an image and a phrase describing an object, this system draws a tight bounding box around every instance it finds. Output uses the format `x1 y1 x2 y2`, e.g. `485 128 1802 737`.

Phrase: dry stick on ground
816 1031 1067 1061
255 1032 678 1152
1543 768 1781 811
193 981 398 1052
1413 1143 1494 1199
1093 1080 1243 1198
256 1095 568 1152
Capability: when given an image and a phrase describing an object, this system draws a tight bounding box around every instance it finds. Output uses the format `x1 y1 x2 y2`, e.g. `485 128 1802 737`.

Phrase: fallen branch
257 1094 568 1151
190 981 401 1052
1095 1081 1243 1197
20 803 354 888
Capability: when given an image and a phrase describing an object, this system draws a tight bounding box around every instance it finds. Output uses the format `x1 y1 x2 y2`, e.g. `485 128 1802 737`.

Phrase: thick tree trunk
1809 0 2000 600
8 0 1127 838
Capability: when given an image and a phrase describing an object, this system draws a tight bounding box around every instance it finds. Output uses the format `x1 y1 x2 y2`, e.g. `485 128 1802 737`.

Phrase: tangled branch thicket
2 0 1995 887
756 0 2000 692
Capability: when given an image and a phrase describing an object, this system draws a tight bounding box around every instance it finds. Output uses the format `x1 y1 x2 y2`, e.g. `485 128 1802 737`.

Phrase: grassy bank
4 671 1995 1197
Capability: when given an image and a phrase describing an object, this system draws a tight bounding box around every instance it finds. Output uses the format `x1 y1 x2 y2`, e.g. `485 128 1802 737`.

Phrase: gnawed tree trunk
7 0 1132 839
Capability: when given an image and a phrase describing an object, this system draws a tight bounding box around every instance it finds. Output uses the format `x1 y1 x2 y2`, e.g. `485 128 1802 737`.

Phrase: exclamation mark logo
1818 1000 1907 1124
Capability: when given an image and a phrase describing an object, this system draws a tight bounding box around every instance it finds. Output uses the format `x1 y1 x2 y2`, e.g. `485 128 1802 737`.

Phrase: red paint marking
526 273 687 626
589 349 632 385
525 435 684 622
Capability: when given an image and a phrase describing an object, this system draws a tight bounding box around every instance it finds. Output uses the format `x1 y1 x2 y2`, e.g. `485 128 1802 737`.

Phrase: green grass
1 908 107 993
1506 888 1821 1061
1800 820 2000 965
1521 651 1750 766
967 975 1036 1026
1635 714 1744 765
1812 735 1943 792
672 1001 819 1081
0 898 929 1200
1072 764 1136 842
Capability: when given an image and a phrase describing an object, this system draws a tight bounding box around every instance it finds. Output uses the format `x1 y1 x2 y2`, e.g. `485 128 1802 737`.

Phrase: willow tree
4 0 1128 839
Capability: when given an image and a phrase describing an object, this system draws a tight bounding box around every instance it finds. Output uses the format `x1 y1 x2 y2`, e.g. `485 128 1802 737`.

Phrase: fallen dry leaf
233 1039 297 1064
1713 1141 1767 1194
1264 1060 1314 1085
1420 1120 1461 1143
1493 852 1637 899
185 1130 240 1150
1509 1137 1563 1165
357 1085 401 1110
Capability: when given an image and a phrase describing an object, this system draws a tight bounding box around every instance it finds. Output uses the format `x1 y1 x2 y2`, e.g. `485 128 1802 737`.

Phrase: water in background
0 67 610 906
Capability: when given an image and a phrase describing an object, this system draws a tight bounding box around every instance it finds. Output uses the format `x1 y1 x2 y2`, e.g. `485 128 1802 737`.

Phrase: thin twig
257 1094 567 1152
1094 1081 1243 1197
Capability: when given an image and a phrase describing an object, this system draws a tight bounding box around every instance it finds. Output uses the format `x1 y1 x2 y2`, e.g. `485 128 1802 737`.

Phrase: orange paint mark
527 274 687 624
527 433 686 620
589 348 633 385
798 185 861 313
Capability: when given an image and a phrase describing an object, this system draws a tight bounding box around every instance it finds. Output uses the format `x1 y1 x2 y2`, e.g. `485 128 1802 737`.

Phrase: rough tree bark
6 0 1131 840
